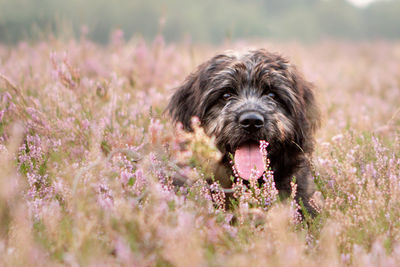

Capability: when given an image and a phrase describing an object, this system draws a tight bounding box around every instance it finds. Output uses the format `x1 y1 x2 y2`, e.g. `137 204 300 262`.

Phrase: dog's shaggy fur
167 49 320 213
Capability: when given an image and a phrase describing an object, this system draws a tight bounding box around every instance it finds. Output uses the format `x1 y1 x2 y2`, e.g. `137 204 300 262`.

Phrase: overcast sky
348 0 377 7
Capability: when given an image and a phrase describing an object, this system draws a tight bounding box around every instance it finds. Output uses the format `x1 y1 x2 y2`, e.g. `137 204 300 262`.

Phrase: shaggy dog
167 49 320 213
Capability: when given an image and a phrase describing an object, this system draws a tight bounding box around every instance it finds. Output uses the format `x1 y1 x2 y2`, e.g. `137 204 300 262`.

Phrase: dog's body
167 49 320 213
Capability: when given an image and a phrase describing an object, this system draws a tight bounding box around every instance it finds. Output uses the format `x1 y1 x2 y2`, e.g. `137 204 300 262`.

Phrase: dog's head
167 49 320 178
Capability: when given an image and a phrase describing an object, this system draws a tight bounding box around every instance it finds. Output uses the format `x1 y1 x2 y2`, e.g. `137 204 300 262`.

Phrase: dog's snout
239 112 264 130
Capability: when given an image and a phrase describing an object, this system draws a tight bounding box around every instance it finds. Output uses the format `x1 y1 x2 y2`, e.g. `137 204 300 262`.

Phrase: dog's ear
289 66 321 151
167 54 232 131
288 66 320 133
297 73 320 135
166 67 203 131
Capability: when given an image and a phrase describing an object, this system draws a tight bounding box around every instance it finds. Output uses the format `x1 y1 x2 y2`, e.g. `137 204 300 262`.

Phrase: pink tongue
234 143 265 180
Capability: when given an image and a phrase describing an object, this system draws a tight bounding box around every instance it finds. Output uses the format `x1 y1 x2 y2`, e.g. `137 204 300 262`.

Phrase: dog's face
168 49 320 178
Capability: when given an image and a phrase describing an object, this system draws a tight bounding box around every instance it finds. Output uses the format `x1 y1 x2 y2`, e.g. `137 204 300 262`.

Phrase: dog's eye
267 92 276 99
222 93 232 100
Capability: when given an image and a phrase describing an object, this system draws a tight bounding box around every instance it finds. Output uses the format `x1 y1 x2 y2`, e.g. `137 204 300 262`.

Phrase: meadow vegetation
0 35 400 266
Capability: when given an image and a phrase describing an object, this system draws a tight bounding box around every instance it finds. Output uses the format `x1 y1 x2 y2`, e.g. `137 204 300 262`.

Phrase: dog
167 49 320 213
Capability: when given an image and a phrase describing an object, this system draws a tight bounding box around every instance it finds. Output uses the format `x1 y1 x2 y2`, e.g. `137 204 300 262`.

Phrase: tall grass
0 35 399 266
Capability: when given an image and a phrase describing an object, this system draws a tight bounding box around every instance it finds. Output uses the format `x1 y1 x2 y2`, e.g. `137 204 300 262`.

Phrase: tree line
0 0 399 44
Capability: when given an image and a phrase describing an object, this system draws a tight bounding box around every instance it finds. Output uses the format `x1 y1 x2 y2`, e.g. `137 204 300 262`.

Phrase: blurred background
0 0 399 44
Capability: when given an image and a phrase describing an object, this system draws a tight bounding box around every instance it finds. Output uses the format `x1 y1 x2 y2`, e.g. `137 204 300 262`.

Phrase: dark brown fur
167 49 320 213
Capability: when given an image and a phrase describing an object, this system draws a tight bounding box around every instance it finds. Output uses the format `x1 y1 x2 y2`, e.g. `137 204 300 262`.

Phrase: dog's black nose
239 112 264 130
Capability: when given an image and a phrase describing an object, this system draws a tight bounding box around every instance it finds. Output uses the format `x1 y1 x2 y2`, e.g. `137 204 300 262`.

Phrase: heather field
0 36 399 266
